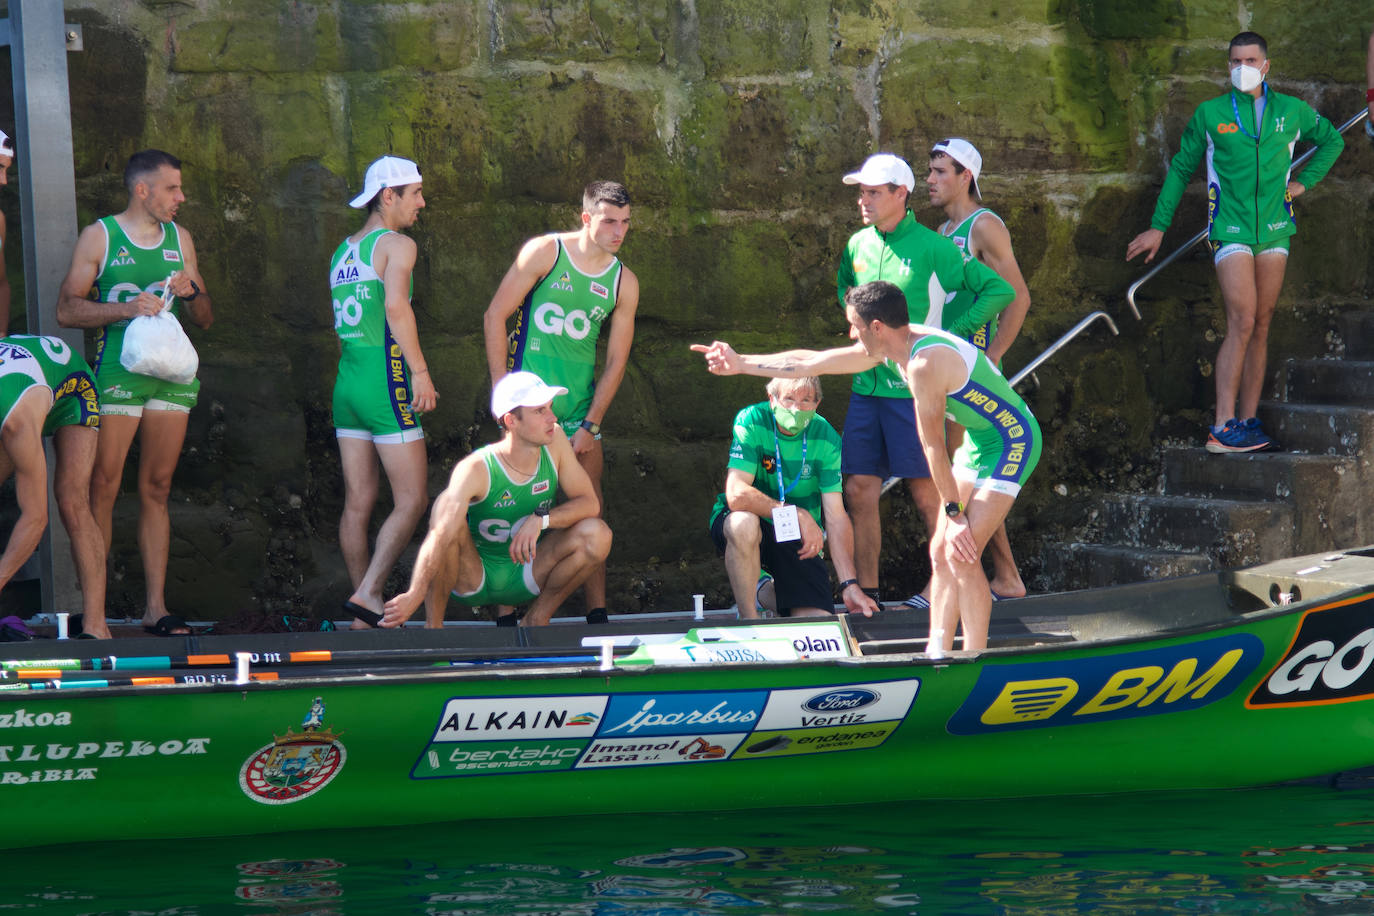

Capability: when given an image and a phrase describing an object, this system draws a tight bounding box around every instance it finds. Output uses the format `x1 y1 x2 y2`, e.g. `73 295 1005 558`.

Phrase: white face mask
1230 64 1264 93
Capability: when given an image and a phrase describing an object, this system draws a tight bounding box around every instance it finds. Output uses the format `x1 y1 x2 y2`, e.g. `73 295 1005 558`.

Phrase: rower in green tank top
382 372 611 628
483 181 642 623
927 138 1035 603
57 149 214 638
330 156 438 630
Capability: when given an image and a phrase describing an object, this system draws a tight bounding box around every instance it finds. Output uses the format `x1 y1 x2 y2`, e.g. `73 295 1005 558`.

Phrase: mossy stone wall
2 0 1371 620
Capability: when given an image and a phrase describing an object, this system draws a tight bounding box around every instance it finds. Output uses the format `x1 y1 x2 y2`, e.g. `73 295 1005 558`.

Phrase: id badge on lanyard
770 420 806 543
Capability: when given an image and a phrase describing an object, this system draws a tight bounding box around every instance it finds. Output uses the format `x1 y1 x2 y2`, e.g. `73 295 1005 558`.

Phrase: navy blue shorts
840 392 931 479
710 511 833 615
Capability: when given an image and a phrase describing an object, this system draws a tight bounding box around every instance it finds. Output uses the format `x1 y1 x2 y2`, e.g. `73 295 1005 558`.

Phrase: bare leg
53 426 110 639
347 438 428 611
844 474 883 589
984 524 1025 599
423 527 483 629
574 438 607 610
721 511 763 619
1237 253 1288 420
1213 254 1260 427
135 409 190 631
903 476 943 601
337 437 380 591
523 519 612 626
88 413 141 553
929 481 1016 653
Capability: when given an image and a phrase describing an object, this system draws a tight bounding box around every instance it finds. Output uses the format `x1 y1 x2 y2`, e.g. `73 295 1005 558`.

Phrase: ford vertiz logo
803 689 879 712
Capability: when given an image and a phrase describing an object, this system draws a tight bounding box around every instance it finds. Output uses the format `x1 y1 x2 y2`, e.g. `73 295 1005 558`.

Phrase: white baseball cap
491 371 568 420
348 155 422 208
931 138 982 200
842 153 915 192
0 130 13 158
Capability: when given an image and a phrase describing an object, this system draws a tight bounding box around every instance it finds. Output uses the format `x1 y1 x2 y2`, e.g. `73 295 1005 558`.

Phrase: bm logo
947 634 1262 734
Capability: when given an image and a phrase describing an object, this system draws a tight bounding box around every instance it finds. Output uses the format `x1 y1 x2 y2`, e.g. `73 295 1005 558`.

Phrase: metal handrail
1125 106 1371 320
879 309 1120 494
1008 310 1119 388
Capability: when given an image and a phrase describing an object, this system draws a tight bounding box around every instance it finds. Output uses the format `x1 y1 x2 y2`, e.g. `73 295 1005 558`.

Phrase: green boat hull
4 547 1374 849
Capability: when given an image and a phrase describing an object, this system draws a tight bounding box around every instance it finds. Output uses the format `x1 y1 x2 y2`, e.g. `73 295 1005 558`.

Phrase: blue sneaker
1240 417 1278 452
1205 418 1267 454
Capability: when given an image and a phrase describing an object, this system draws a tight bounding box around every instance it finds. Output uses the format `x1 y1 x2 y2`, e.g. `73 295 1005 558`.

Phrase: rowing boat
3 545 1373 849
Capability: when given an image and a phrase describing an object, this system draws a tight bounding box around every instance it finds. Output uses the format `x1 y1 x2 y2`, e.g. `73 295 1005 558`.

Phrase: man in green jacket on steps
1127 31 1344 455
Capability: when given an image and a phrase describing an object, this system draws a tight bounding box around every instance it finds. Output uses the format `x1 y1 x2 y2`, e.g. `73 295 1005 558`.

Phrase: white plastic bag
120 281 199 384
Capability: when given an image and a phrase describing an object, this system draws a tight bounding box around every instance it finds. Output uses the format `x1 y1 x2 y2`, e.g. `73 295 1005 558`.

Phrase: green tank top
330 228 395 351
467 443 558 561
904 327 1034 437
941 208 1004 353
90 216 186 373
506 237 622 423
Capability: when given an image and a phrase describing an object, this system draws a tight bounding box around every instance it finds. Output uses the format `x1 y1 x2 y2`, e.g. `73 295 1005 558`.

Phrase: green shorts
1211 238 1289 264
452 553 540 606
0 365 101 435
333 349 423 444
952 413 1042 498
95 358 199 416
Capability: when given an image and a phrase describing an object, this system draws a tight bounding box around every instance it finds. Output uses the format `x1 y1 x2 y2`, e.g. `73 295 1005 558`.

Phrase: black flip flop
143 614 192 637
343 600 383 628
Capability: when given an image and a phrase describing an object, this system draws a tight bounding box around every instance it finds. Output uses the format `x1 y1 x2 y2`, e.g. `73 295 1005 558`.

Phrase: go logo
477 518 515 543
38 336 73 365
1217 122 1240 134
107 280 165 304
333 295 364 329
534 302 592 340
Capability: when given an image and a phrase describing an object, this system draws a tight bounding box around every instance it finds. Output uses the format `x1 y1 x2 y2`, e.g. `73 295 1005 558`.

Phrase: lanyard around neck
1231 84 1267 141
771 417 808 505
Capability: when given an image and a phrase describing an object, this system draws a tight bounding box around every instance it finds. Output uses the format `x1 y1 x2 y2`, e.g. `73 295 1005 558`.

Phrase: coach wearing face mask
1127 30 1344 456
707 376 878 619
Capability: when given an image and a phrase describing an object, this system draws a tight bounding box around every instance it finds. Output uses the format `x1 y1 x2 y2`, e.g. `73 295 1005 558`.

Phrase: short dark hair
929 147 967 175
583 180 630 212
366 182 419 214
1229 32 1267 56
500 405 524 432
845 281 908 329
124 149 181 195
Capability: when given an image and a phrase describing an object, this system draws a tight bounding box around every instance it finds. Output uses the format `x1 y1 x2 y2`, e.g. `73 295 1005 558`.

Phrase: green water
11 779 1374 913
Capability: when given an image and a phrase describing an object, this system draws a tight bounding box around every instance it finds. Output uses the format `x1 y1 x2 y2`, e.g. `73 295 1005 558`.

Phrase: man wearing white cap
836 153 1014 610
382 371 610 627
483 180 639 624
927 137 1032 601
0 129 13 332
57 149 214 637
330 155 438 628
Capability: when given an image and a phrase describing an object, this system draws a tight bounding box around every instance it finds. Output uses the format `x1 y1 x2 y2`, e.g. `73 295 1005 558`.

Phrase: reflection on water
13 780 1374 914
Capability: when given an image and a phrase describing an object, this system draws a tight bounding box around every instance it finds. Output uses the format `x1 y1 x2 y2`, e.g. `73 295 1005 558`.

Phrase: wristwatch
184 280 202 301
535 507 551 530
580 419 600 436
944 501 964 519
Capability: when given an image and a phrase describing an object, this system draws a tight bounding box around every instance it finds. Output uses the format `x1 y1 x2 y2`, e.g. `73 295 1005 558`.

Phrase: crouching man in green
694 281 1041 654
708 376 878 619
382 372 611 628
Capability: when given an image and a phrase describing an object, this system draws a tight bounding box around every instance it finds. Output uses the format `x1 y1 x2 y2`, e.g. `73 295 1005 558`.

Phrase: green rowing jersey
89 216 188 375
837 211 1013 398
940 208 1005 354
330 229 400 351
505 237 622 423
708 402 843 531
1150 85 1344 245
467 444 557 562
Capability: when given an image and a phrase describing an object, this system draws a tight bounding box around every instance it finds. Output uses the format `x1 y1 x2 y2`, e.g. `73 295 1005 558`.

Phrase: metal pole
10 0 82 613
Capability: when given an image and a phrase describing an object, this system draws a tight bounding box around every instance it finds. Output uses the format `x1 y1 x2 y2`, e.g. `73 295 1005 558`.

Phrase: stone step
1255 401 1374 459
1039 543 1216 591
1159 447 1367 554
1093 494 1294 560
1283 359 1374 406
1335 311 1374 361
